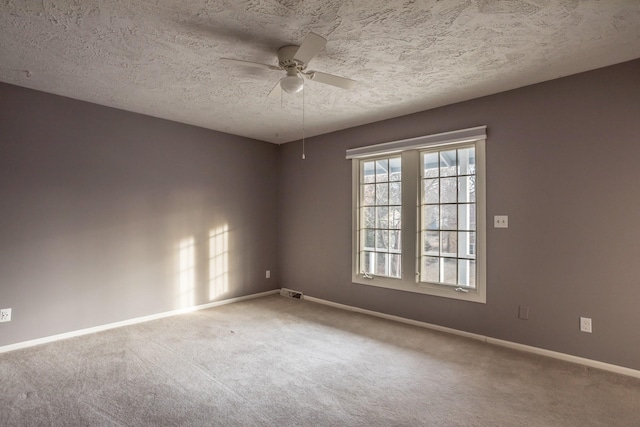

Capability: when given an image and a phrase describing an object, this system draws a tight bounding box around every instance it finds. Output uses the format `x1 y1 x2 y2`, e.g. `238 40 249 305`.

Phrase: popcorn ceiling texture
1 0 638 143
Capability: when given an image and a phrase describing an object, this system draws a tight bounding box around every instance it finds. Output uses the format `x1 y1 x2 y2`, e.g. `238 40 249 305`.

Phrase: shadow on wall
176 224 230 309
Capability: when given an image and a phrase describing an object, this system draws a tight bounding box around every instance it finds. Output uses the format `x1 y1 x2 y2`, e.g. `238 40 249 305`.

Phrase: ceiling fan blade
306 71 357 90
220 58 281 71
293 32 327 65
268 80 282 98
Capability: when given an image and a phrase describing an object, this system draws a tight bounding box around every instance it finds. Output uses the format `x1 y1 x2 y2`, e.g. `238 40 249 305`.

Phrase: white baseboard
0 289 279 355
303 295 640 380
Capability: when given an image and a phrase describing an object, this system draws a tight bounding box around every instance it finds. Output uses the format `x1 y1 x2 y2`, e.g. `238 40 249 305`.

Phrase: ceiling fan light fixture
280 75 304 94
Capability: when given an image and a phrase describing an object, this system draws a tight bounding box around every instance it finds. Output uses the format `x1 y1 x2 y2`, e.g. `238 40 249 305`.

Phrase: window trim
346 126 486 159
350 127 487 304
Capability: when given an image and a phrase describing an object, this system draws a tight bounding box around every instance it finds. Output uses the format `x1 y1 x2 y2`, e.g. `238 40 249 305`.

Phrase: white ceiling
1 1 639 144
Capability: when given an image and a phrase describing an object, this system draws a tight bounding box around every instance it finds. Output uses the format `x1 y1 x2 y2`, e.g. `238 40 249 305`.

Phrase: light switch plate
494 215 509 228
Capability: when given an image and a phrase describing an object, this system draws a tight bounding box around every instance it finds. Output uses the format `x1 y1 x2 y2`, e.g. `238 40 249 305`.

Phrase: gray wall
279 59 640 371
0 82 279 346
3 59 639 372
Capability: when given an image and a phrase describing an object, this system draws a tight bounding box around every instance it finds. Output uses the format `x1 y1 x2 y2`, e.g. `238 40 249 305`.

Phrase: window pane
440 177 457 203
362 184 375 206
362 251 374 274
390 254 401 278
423 230 439 256
375 252 389 276
458 176 475 203
423 152 439 178
441 231 457 257
375 183 388 205
422 256 439 282
363 207 376 228
363 229 375 250
363 161 375 183
375 159 388 182
423 179 439 204
458 204 475 231
458 147 475 175
440 150 457 177
458 231 475 259
389 182 401 205
423 205 439 230
389 206 401 229
389 157 401 181
458 259 476 288
376 207 388 228
376 230 388 251
441 204 457 230
389 230 401 253
441 257 457 285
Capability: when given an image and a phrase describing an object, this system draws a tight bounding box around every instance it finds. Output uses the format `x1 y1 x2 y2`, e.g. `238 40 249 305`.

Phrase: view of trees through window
359 156 402 278
420 146 476 288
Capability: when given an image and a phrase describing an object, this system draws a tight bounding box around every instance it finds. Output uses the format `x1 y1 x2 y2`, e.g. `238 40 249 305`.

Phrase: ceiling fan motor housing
278 45 306 71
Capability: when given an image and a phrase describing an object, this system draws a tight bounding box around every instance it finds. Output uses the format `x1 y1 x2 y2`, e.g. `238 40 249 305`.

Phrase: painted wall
0 82 279 346
279 59 640 371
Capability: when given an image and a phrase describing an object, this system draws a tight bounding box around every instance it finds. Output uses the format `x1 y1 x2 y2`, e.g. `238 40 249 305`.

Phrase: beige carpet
1 294 639 426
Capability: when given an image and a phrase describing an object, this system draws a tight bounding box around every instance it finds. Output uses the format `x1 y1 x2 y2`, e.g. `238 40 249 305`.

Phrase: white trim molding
0 290 279 355
346 125 487 159
303 295 640 380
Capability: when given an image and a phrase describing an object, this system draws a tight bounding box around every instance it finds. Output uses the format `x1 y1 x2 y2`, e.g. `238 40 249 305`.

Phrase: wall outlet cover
0 308 11 322
580 317 592 333
518 306 529 320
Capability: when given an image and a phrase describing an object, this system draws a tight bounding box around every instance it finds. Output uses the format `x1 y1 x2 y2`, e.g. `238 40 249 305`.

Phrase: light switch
494 215 508 228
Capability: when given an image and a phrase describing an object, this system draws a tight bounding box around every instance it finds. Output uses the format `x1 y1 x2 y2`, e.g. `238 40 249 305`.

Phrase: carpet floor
1 294 639 426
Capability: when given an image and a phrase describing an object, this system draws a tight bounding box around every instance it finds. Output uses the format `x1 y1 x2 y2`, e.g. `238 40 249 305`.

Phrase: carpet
1 295 639 426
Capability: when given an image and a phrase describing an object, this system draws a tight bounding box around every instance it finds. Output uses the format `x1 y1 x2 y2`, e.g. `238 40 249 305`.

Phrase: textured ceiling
1 1 639 144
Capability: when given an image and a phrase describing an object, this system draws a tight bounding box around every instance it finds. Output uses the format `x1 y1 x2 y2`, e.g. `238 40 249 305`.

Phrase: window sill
352 274 486 303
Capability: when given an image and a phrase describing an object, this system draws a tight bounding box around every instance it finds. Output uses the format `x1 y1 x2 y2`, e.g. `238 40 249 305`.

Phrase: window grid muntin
359 156 402 279
420 144 476 288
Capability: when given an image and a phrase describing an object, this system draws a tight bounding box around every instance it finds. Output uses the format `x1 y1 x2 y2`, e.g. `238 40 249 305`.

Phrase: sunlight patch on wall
209 225 229 300
178 236 195 308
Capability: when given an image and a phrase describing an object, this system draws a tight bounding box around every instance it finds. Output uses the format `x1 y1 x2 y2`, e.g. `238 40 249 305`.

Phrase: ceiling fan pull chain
302 75 306 160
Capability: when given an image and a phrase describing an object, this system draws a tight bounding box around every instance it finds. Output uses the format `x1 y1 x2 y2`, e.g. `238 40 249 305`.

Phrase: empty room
1 1 640 425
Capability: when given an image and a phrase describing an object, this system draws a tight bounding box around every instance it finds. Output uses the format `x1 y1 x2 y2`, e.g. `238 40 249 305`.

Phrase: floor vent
280 288 303 299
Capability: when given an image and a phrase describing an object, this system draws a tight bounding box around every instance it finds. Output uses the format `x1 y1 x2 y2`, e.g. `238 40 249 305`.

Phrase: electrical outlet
518 306 529 320
0 308 11 322
266 270 271 279
580 317 592 333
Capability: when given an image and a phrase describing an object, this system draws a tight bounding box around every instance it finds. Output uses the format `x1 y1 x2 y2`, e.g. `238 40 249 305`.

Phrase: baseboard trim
303 295 640 380
0 289 279 355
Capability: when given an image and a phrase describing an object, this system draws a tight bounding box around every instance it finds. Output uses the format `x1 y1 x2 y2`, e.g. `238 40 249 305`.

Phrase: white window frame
349 126 487 303
357 155 403 280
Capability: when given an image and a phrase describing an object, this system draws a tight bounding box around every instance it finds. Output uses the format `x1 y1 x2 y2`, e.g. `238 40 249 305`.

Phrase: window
359 156 402 278
349 127 486 303
420 146 477 288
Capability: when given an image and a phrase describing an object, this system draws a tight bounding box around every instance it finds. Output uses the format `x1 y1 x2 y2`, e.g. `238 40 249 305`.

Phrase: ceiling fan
221 32 356 98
